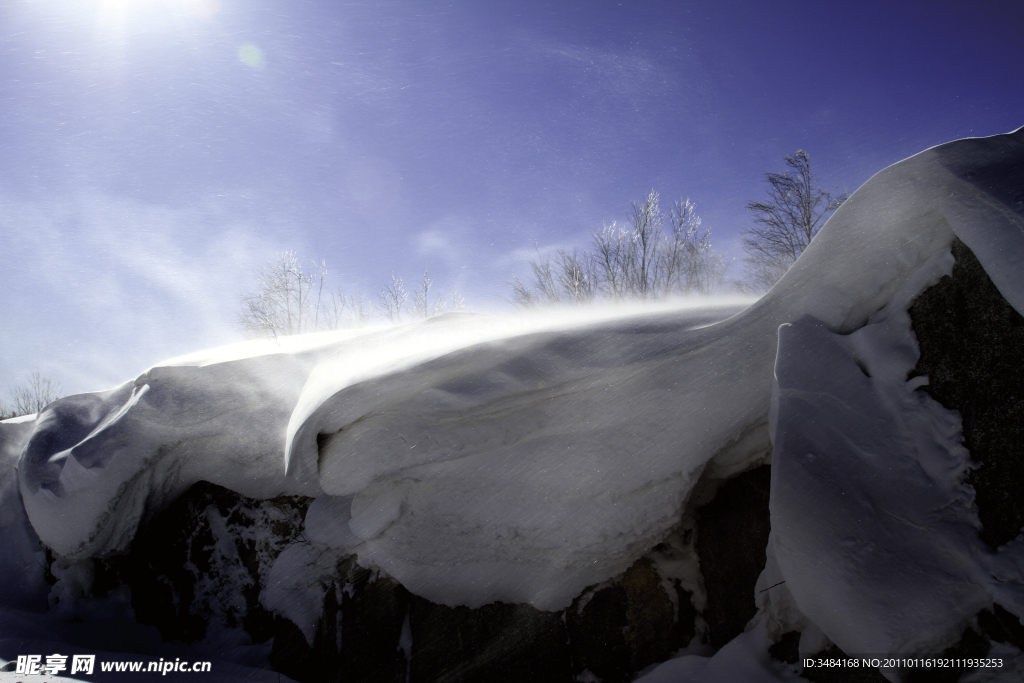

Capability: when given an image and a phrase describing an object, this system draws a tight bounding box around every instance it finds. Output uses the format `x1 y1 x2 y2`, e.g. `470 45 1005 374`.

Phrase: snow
632 617 794 683
261 542 338 645
766 251 997 658
0 126 1023 676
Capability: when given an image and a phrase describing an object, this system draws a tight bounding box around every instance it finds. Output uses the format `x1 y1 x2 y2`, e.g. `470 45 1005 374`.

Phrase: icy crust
8 127 1024 613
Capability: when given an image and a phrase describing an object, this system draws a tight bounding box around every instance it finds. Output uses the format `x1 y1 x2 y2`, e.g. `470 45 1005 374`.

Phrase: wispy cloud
0 191 288 394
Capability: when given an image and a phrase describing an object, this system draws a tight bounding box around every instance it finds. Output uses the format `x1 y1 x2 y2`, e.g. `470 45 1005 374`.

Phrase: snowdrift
3 127 1024 676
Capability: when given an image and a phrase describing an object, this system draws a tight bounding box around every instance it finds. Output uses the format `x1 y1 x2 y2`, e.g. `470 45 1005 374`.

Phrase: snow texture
4 127 1024 629
632 617 794 683
767 252 998 658
261 542 339 645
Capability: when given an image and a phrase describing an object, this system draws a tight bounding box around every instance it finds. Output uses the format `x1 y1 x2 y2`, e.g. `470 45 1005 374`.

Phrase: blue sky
1 0 1021 395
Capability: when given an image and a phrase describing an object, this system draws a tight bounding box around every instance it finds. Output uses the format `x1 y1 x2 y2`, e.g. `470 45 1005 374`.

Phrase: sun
93 0 221 24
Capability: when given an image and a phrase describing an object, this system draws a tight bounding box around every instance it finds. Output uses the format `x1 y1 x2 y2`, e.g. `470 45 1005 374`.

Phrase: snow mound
7 127 1024 615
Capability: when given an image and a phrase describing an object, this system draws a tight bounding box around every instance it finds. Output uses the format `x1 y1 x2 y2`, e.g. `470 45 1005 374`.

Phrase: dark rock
566 557 696 683
909 238 1024 548
110 480 311 644
769 630 800 665
268 614 328 683
85 481 704 682
695 464 772 647
620 558 690 668
978 604 1024 651
567 582 630 682
410 596 570 683
904 625 990 683
269 559 412 683
336 560 409 683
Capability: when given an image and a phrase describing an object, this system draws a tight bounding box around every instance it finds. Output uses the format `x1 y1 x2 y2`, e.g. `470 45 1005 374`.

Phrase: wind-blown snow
6 128 1024 625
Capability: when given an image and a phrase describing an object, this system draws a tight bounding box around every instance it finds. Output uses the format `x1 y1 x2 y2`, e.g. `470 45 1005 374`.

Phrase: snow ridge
4 128 1023 621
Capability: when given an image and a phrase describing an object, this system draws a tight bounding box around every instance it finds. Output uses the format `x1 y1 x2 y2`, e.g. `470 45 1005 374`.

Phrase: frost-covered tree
239 252 323 337
412 269 449 318
510 246 596 307
662 198 725 297
239 252 367 337
376 272 409 322
741 151 846 291
1 369 62 418
511 191 724 306
383 269 465 320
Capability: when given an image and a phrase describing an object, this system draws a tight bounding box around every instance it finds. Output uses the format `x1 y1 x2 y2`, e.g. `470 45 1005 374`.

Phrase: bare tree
239 252 322 337
511 245 598 306
662 198 725 296
410 270 466 318
627 190 663 299
412 269 449 318
554 249 596 305
591 222 631 300
241 253 467 332
376 273 409 322
509 273 540 308
239 252 370 337
448 287 465 313
512 191 725 306
742 150 846 291
527 246 561 304
1 369 63 418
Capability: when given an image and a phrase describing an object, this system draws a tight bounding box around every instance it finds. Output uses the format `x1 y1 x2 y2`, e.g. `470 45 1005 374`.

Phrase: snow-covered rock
767 252 994 657
12 127 1024 611
2 126 1024 682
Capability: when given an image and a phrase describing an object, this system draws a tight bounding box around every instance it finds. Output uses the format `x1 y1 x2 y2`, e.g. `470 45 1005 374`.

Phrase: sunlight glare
93 0 221 27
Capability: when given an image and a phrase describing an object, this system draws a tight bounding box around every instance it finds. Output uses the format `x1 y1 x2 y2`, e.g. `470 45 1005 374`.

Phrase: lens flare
238 43 264 68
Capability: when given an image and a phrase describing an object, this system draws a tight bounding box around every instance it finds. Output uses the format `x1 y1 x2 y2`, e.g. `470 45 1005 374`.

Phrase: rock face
763 239 1024 683
103 481 311 646
565 557 696 682
696 465 772 648
909 238 1024 549
269 558 410 683
45 241 1024 682
39 466 791 683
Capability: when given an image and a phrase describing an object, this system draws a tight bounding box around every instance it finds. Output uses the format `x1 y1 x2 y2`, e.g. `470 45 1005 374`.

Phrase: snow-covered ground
2 126 1024 681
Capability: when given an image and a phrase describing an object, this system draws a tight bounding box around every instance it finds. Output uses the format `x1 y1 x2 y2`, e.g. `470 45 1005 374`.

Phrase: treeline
510 150 844 304
0 369 62 420
237 251 463 339
510 192 724 307
241 150 844 336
